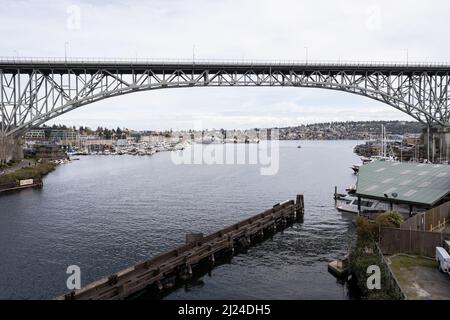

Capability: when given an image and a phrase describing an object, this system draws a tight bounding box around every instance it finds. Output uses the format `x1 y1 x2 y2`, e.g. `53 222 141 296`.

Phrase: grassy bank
0 161 56 185
389 254 436 291
389 254 450 300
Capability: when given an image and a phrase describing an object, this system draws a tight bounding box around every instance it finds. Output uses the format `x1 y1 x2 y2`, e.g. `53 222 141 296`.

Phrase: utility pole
400 140 403 162
304 46 308 65
427 125 430 163
64 42 69 63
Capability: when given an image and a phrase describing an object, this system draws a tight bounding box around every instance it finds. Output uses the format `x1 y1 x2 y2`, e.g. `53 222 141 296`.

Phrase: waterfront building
355 161 450 214
49 129 79 144
115 139 129 147
34 145 66 159
403 133 422 145
24 129 46 140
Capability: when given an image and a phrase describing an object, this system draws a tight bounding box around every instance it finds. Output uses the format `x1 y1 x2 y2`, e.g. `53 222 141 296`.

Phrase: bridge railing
1 57 450 68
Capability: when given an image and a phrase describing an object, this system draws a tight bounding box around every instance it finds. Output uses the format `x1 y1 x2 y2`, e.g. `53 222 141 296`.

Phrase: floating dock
57 194 305 300
0 179 43 194
328 256 350 279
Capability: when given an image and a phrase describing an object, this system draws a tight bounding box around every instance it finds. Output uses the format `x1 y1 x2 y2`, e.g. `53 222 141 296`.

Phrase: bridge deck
1 58 450 74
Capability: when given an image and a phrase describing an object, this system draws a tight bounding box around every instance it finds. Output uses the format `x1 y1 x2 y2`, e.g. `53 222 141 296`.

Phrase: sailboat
350 124 396 174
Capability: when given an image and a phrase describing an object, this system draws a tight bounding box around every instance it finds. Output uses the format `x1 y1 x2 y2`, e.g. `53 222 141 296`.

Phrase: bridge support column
0 135 23 164
438 126 450 164
423 126 450 164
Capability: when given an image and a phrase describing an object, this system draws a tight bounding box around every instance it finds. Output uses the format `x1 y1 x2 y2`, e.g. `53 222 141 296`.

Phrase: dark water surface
0 140 359 299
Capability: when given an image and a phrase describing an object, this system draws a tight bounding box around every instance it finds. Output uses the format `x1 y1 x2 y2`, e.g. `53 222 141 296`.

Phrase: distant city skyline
2 0 449 129
41 119 421 133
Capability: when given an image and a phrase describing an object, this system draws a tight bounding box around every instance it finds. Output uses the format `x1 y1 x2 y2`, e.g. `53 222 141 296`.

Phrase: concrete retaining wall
0 135 23 164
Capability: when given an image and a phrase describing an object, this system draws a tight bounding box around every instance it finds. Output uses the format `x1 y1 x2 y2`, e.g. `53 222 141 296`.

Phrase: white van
436 247 450 274
444 240 450 253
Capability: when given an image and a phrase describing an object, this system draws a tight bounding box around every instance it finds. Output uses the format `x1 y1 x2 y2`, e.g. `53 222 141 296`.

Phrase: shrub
355 217 378 244
350 211 404 300
375 211 404 228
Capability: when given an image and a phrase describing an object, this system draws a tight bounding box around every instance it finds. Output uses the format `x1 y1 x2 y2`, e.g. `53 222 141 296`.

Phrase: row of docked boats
68 141 189 157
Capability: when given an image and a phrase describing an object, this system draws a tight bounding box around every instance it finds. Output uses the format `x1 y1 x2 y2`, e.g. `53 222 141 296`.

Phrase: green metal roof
355 161 450 207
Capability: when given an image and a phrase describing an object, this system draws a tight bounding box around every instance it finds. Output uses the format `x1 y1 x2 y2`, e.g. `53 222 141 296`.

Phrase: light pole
64 42 69 62
304 46 308 64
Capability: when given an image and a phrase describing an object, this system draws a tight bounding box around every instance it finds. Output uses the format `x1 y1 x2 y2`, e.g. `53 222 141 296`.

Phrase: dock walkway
58 194 305 300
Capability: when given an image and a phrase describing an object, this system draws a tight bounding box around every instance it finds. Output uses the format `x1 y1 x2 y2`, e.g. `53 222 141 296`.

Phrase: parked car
444 240 450 253
436 247 450 274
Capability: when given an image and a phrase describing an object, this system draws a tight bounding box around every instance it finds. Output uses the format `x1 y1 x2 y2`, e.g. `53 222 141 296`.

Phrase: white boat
201 136 215 144
361 156 372 164
370 155 397 162
351 155 397 174
336 196 381 214
336 196 425 216
351 124 398 174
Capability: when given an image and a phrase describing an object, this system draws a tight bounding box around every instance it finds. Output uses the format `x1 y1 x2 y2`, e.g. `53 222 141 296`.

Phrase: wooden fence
380 227 450 258
400 201 450 232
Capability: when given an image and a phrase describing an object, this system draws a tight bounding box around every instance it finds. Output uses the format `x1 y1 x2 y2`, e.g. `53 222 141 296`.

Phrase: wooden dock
57 194 305 300
0 179 43 194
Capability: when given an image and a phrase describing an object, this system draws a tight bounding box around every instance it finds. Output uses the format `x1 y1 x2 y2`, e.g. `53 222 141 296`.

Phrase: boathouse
355 161 450 215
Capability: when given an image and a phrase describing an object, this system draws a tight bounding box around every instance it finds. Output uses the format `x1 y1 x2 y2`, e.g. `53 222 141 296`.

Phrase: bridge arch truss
1 59 449 136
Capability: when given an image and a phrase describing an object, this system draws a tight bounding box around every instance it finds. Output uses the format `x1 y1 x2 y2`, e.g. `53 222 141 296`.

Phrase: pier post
296 194 304 222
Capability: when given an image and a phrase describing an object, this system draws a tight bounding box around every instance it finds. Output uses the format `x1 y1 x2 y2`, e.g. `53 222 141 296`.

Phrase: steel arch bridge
1 58 450 137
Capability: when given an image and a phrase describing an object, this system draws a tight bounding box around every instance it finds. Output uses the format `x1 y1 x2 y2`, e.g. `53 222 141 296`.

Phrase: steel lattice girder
0 60 449 136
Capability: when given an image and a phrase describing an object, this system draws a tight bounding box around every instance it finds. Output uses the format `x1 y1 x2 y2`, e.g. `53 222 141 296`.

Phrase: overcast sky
2 0 449 130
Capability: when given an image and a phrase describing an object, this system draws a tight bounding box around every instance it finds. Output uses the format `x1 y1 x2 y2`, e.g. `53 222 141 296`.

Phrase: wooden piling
296 194 304 222
56 195 305 300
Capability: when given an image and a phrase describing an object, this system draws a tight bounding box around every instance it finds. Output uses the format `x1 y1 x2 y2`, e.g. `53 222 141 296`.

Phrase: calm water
0 140 359 300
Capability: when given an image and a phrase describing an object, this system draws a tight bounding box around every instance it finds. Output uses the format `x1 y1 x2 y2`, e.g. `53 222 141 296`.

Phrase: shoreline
0 160 57 194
